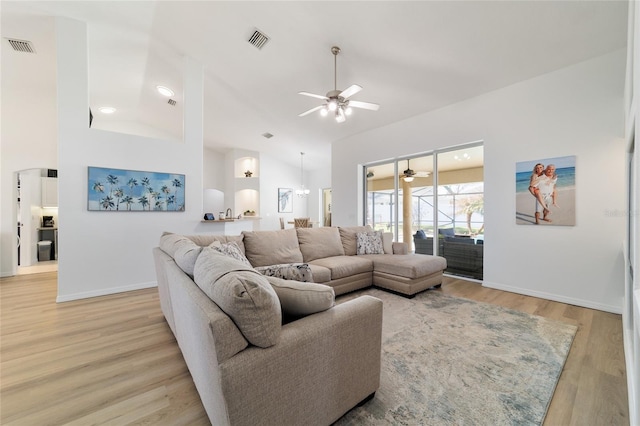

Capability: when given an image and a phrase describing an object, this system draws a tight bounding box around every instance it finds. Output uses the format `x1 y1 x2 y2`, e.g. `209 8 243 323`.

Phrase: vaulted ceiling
2 1 628 171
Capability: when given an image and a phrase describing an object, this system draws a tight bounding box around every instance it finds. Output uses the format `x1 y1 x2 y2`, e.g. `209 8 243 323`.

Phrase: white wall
203 147 226 189
258 152 311 230
0 15 58 276
332 49 627 313
55 17 204 301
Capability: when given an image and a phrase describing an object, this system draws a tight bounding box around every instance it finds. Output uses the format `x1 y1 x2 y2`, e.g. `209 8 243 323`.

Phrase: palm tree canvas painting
88 167 185 211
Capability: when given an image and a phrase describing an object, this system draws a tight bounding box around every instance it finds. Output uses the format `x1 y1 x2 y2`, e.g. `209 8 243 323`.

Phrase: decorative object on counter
244 170 253 177
88 166 185 212
204 213 214 221
219 212 226 220
278 188 292 213
244 210 256 217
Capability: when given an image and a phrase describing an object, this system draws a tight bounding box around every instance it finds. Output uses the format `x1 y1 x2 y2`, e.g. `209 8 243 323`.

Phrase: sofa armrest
392 241 408 254
219 295 383 426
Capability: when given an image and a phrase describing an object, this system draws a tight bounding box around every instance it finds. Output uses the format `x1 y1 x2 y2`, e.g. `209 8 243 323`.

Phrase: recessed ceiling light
156 86 174 97
98 106 116 114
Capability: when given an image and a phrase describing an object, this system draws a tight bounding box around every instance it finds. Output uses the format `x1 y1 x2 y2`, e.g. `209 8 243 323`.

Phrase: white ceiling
1 1 628 171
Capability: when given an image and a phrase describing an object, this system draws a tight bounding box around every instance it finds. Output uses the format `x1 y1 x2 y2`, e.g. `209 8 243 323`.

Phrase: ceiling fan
401 159 430 182
298 46 380 123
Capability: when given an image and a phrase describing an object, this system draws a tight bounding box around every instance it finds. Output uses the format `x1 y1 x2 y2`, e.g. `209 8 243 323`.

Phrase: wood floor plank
0 272 629 425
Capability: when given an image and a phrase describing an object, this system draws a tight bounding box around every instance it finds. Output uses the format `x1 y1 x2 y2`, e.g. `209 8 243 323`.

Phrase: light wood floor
1 273 629 425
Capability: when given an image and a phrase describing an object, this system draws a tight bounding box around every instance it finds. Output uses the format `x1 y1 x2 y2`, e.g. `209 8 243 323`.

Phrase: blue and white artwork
88 166 185 211
515 155 575 226
278 188 293 213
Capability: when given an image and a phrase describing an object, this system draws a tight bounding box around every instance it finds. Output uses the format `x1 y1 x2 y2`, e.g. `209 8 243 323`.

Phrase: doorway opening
15 168 58 275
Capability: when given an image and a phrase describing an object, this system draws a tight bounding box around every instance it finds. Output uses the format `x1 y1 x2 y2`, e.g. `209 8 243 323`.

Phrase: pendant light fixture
295 152 310 197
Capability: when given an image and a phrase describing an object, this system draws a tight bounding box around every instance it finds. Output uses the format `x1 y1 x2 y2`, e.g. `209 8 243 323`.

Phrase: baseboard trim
56 281 158 303
623 326 638 426
482 280 622 314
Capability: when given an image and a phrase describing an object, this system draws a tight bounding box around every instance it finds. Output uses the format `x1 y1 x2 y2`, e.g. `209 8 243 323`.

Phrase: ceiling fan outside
401 159 430 182
298 46 379 123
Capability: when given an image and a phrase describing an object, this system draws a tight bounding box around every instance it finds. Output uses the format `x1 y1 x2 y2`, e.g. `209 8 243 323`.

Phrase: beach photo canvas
515 155 575 226
88 166 185 211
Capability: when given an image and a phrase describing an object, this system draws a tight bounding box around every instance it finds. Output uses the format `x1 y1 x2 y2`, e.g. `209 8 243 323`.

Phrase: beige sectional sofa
241 226 447 297
152 226 446 425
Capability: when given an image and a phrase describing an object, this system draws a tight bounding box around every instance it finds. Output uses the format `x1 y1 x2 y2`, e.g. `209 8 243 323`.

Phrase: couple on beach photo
529 163 558 224
515 155 576 226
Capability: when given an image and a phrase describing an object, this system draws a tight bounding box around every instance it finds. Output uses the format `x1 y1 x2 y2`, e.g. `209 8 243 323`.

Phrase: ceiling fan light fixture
98 106 116 114
403 175 414 183
320 107 328 117
344 106 353 115
328 100 338 111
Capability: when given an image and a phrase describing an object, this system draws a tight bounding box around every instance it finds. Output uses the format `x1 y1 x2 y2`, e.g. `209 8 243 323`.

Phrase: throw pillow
210 241 252 267
194 247 281 348
338 225 373 255
265 276 335 317
382 232 394 254
356 231 384 255
255 263 313 282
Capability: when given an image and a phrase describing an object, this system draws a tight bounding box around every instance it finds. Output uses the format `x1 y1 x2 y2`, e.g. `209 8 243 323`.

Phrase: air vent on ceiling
5 38 36 53
262 132 274 139
168 99 177 106
248 29 270 50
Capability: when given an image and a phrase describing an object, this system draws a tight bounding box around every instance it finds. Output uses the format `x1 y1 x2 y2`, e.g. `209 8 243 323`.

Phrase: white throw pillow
356 230 385 255
255 263 313 282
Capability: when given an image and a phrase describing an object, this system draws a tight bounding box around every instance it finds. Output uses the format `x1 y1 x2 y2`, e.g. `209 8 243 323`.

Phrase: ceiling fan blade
349 100 380 111
298 91 328 101
339 84 362 99
298 105 325 117
336 108 346 123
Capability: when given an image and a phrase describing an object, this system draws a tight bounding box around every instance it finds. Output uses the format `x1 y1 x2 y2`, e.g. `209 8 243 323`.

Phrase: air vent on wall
168 99 177 106
262 132 274 139
5 38 36 53
248 29 270 50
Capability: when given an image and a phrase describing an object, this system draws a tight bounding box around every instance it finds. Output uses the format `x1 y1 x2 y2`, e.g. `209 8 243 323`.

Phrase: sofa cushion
360 254 447 279
174 242 203 277
356 230 385 255
296 227 345 262
160 233 203 276
309 256 373 280
194 247 281 348
265 276 335 317
160 232 194 257
307 264 331 283
242 229 303 267
210 241 252 267
339 225 373 256
255 263 313 282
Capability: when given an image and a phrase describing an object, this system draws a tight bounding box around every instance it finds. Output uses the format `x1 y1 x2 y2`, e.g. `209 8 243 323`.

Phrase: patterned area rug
335 289 577 426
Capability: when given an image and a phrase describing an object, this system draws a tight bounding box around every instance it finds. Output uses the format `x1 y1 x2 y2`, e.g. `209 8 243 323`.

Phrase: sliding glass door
364 144 484 280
